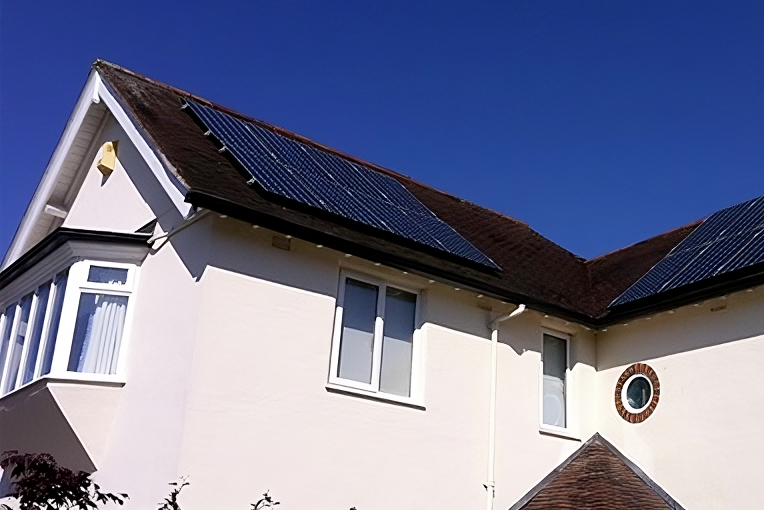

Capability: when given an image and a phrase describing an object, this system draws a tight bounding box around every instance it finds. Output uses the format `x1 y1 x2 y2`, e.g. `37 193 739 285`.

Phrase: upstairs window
541 332 568 429
0 261 136 396
329 274 421 400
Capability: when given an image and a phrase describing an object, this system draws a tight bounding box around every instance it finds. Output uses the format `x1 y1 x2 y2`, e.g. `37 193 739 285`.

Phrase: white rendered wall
596 289 764 510
26 108 207 507
62 117 156 234
171 217 598 510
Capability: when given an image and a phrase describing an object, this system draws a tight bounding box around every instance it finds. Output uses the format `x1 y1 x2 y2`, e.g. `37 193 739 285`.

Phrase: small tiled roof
95 61 701 324
509 433 685 510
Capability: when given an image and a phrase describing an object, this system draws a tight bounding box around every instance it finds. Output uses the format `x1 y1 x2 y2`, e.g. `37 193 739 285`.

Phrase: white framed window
328 272 422 403
0 260 137 396
540 330 569 431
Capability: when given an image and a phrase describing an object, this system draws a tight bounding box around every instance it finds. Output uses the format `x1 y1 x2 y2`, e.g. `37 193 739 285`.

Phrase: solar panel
184 100 498 269
612 196 764 307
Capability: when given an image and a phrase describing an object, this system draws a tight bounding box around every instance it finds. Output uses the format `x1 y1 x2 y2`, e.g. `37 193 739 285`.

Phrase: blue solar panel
612 196 764 307
184 100 498 269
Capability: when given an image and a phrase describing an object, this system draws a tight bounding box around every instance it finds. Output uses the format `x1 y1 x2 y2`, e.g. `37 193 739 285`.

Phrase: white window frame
327 271 424 406
0 259 138 397
50 260 137 381
539 328 575 438
621 373 654 413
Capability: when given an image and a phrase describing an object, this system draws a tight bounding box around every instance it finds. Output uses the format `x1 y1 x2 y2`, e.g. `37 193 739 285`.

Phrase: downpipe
485 304 526 510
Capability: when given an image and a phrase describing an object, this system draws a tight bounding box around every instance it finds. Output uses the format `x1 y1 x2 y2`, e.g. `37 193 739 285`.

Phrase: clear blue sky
2 1 764 259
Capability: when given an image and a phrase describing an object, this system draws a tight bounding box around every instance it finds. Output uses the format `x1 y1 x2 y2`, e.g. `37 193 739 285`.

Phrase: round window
614 363 660 423
622 374 652 412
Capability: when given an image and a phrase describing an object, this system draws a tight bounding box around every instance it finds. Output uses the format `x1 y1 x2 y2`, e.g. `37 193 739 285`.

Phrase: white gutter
485 303 526 510
147 208 211 248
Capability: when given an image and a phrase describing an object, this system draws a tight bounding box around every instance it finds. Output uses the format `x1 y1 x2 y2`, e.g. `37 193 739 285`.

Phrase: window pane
542 334 566 427
337 279 378 384
0 305 17 389
87 266 128 285
4 294 33 393
379 287 416 397
68 293 128 374
626 377 651 410
22 283 51 385
41 271 68 376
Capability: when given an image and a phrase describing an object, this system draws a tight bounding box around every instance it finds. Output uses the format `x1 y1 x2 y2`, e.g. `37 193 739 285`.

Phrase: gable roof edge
3 68 194 271
2 70 103 270
95 71 192 217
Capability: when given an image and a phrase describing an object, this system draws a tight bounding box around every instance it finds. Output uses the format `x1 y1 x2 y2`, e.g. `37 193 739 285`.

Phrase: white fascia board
2 70 102 270
2 71 192 270
95 73 192 217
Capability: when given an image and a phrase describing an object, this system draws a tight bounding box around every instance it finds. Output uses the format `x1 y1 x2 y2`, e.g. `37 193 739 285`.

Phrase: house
0 60 762 509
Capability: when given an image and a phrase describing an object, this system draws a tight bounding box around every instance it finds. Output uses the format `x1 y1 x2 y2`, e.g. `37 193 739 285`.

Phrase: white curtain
76 295 128 374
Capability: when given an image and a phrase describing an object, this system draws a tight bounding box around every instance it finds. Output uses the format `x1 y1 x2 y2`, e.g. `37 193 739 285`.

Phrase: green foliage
0 451 127 510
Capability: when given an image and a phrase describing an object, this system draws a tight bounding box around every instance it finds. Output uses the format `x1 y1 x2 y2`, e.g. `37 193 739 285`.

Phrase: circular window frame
621 374 653 413
614 363 660 423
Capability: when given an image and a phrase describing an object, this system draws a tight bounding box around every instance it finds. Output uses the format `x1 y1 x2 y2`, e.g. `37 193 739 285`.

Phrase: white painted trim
2 71 102 269
538 425 581 441
43 204 68 219
0 257 136 395
0 304 20 393
539 328 572 433
95 73 191 217
325 382 426 409
14 292 40 390
33 281 56 380
328 270 424 406
2 70 191 270
53 260 136 378
621 373 654 413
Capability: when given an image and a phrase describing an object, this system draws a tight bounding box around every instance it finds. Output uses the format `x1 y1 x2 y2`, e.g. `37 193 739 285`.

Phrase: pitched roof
508 434 685 510
94 60 704 324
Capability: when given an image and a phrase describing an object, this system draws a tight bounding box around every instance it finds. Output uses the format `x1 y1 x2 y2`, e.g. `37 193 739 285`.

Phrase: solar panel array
184 100 498 268
612 195 764 306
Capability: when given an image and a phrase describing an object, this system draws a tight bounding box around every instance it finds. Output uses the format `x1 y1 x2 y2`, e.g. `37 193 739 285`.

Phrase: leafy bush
0 451 127 510
0 451 354 510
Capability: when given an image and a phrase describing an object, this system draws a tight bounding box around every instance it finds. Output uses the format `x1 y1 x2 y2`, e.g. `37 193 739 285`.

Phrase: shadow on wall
597 293 764 371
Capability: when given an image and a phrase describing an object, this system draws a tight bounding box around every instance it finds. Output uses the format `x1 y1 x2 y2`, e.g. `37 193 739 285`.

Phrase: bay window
329 273 422 403
0 260 136 396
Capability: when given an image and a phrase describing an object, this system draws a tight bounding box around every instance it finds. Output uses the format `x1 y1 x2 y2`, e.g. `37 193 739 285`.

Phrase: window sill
325 383 425 410
539 425 581 441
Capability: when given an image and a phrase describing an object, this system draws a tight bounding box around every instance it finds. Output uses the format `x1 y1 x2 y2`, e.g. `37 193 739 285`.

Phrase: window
623 375 652 412
614 363 660 423
329 274 420 401
0 261 136 396
541 332 568 429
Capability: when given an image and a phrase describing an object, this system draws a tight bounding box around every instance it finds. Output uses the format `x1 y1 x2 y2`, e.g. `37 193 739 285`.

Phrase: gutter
185 190 600 326
147 208 212 248
485 304 526 510
0 228 151 292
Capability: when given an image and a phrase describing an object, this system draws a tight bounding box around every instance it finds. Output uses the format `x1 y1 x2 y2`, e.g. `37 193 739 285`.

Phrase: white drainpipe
485 303 526 510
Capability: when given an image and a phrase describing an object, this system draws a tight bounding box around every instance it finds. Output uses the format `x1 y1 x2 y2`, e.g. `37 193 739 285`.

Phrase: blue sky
2 1 763 259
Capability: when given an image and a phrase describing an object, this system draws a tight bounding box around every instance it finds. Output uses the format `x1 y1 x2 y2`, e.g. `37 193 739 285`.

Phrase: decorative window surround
328 271 424 407
0 229 149 399
615 363 660 423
